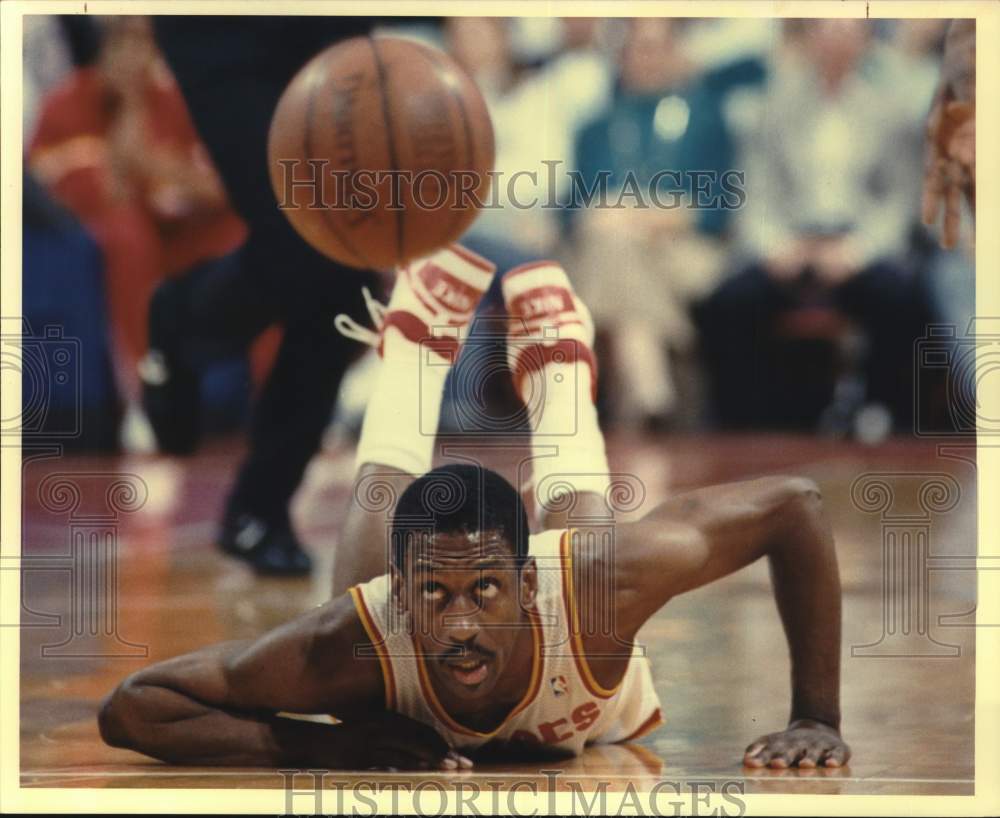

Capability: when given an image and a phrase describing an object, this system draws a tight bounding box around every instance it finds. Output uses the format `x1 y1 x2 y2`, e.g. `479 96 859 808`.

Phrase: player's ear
519 556 538 609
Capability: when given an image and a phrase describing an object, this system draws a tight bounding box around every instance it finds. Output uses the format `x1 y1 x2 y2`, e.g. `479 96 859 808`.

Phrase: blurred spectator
447 17 613 268
27 16 248 445
887 20 974 436
880 20 974 332
23 16 77 140
436 18 615 435
682 17 776 72
569 19 763 427
21 172 122 451
921 19 975 250
695 19 935 433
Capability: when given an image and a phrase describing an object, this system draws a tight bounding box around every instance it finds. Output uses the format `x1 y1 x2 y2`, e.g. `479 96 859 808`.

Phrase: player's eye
421 581 446 601
476 577 500 600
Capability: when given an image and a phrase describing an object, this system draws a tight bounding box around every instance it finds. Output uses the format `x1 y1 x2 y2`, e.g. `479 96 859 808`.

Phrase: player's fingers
921 95 949 228
763 743 791 768
796 745 824 768
369 727 448 769
921 174 942 226
387 714 452 760
925 95 944 138
943 180 962 249
380 737 450 768
742 739 768 767
365 747 428 771
821 744 850 768
449 749 474 769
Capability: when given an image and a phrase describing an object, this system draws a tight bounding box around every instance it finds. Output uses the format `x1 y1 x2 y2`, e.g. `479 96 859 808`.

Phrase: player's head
390 464 538 706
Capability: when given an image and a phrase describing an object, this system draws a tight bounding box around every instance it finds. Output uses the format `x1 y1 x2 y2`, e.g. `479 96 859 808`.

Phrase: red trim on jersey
560 530 621 700
412 605 544 739
620 707 665 743
348 586 397 710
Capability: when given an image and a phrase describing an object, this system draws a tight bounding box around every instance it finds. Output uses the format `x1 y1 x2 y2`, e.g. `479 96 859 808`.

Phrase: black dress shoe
218 511 313 577
139 279 200 455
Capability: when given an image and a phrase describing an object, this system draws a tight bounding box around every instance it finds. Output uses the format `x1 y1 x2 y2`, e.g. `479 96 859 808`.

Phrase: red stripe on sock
380 312 459 361
512 340 597 403
449 243 496 272
503 260 564 281
416 263 484 315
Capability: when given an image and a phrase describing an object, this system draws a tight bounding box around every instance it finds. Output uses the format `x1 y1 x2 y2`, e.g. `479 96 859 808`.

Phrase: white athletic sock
349 244 494 475
502 261 611 514
354 328 453 475
519 359 611 514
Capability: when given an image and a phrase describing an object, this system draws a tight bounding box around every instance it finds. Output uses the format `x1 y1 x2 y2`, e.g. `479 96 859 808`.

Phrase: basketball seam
419 46 476 244
368 36 405 264
302 48 371 270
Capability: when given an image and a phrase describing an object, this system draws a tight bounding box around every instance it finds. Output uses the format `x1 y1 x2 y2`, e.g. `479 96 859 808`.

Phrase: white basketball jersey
349 528 664 755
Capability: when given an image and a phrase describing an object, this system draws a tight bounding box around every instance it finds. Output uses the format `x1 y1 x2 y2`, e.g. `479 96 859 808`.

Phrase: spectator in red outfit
28 17 246 410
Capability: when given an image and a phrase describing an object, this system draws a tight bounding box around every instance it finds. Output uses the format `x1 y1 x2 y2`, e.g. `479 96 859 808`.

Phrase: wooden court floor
17 434 977 795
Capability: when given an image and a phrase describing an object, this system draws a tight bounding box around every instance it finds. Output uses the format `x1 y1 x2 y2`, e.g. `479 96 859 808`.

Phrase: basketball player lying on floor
99 247 850 771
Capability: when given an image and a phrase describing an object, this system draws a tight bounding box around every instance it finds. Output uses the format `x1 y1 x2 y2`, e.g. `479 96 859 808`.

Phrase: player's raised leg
501 261 611 530
332 244 495 596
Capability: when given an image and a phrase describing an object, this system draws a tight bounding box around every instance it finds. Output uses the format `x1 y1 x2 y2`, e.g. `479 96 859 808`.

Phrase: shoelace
334 286 388 348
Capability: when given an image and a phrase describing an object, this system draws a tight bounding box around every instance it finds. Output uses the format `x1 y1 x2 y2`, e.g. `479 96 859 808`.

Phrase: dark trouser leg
835 262 934 433
693 265 795 428
154 18 378 534
227 287 368 524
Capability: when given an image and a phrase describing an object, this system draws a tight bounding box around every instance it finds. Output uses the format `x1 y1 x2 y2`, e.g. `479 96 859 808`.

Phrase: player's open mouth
445 658 489 686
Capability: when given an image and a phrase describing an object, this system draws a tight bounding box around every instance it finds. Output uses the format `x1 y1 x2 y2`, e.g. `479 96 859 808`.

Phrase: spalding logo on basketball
267 35 495 271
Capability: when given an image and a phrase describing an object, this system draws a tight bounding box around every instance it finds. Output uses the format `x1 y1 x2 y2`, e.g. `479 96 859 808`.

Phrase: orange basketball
267 35 495 270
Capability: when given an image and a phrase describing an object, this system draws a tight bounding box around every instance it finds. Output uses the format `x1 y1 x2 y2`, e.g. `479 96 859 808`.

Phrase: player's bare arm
572 475 848 768
97 594 469 770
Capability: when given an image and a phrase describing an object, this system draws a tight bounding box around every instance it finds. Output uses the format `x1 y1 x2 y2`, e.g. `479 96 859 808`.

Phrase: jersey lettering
538 717 574 744
571 701 600 731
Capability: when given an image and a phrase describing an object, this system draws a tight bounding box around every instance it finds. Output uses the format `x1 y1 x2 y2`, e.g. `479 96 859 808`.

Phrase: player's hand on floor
742 719 850 769
338 711 473 771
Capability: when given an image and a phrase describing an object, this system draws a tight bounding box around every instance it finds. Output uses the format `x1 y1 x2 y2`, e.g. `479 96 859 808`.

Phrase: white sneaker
335 244 495 360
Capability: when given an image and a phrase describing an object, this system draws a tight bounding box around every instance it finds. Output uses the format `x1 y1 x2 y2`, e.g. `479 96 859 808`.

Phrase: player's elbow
778 476 824 514
98 676 142 749
771 476 831 549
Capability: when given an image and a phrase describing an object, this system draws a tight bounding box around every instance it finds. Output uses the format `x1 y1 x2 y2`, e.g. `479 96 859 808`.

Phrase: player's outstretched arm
610 475 849 768
97 594 467 769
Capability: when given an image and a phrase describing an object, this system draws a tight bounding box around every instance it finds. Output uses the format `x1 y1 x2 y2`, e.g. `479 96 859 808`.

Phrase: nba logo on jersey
550 675 568 697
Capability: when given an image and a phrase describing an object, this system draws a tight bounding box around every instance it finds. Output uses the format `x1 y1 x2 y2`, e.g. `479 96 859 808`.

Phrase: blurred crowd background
22 15 975 452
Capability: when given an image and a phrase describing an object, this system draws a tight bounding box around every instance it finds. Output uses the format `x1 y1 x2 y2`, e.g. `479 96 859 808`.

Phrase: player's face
396 530 537 708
